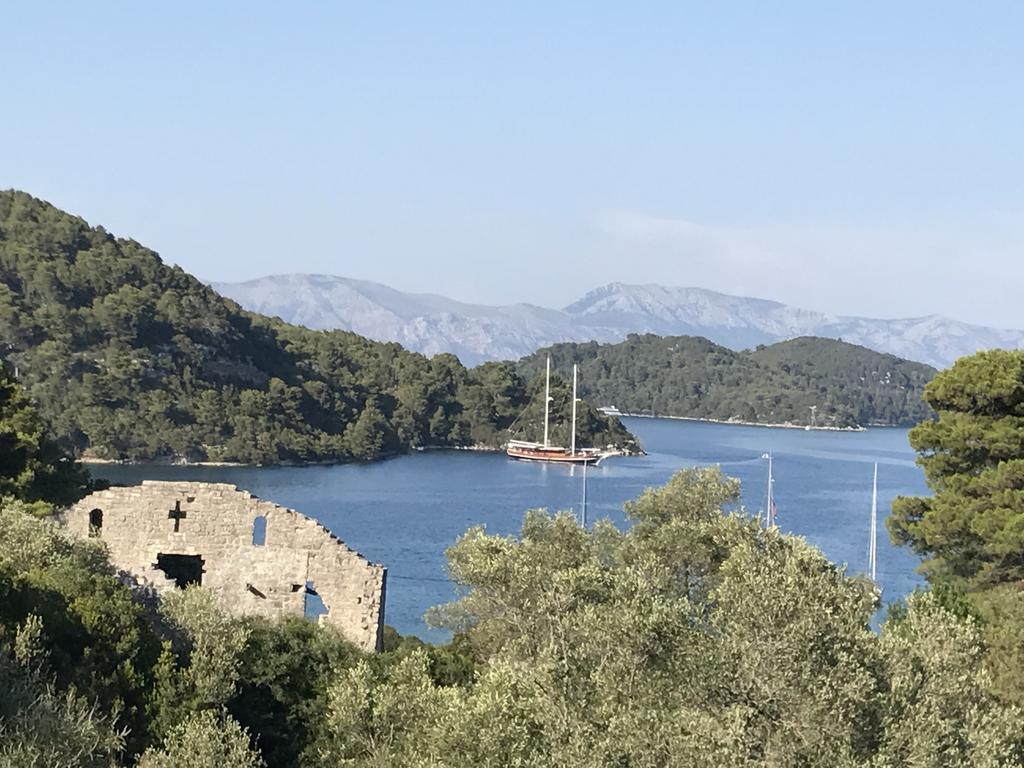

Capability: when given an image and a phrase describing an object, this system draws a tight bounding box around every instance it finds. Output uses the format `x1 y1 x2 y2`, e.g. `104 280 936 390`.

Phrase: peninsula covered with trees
519 334 936 428
0 191 633 464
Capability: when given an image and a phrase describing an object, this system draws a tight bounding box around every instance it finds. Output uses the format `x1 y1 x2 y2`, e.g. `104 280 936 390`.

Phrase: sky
3 3 1024 326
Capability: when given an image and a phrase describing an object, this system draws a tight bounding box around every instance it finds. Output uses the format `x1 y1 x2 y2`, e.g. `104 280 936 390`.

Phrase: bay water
91 417 928 642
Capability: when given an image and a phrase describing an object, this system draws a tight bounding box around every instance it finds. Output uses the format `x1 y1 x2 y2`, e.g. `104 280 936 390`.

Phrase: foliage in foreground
317 468 1022 767
137 709 264 768
890 349 1024 704
0 647 124 768
0 502 163 757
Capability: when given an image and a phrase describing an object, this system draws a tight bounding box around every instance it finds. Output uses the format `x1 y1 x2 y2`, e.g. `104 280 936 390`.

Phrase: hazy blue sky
4 3 1024 325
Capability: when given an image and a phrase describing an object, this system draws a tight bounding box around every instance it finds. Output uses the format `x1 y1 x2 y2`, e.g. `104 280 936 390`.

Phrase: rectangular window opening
156 553 205 588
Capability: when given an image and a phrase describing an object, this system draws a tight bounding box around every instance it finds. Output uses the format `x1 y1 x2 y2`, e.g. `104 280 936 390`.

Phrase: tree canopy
325 468 1022 767
890 350 1024 590
889 349 1024 704
519 334 936 428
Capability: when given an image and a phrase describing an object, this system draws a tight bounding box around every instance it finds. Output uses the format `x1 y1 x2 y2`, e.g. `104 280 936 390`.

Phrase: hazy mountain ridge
215 275 1024 368
215 274 624 363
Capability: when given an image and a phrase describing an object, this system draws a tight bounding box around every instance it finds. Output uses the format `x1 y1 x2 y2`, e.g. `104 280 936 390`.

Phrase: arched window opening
88 508 103 537
252 515 267 546
304 581 329 622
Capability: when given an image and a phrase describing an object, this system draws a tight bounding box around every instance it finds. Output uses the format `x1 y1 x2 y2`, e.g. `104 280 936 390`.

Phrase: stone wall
64 481 386 652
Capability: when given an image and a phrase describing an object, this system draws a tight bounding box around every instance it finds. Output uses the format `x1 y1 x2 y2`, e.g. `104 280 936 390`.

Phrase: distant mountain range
214 275 1024 368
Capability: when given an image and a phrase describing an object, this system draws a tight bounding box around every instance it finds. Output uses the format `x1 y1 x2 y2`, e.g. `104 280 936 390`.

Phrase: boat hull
506 446 601 464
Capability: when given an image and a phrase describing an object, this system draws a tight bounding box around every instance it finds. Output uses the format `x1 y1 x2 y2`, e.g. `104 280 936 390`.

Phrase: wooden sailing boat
506 358 601 464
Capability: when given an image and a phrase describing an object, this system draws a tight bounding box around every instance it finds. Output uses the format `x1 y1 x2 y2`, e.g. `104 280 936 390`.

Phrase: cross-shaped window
168 500 187 533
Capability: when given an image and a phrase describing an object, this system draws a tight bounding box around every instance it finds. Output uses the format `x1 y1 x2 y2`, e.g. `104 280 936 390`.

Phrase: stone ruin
64 481 386 652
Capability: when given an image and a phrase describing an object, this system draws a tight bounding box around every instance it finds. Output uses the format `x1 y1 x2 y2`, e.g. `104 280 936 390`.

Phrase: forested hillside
519 334 935 428
0 191 632 463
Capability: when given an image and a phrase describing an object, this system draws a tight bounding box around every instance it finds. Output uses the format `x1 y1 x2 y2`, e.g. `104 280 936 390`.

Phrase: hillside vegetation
0 191 632 463
519 334 936 428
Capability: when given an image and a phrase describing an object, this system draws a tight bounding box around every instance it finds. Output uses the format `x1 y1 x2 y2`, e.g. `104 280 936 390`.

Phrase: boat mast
543 355 551 448
766 452 773 530
571 364 578 456
581 459 588 527
869 462 878 581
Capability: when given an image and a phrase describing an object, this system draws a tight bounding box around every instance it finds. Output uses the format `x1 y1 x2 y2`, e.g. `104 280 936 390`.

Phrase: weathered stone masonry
65 481 386 652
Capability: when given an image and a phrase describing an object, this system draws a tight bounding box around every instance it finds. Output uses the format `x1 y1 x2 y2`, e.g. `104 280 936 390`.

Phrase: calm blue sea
91 417 928 642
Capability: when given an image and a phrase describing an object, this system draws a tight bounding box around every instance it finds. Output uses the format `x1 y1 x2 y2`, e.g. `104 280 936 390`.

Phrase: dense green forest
2 377 1022 766
890 349 1024 705
0 191 633 463
519 334 936 428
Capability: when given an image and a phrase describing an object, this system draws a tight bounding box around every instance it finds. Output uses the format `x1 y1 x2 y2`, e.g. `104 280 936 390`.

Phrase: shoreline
76 412 898 471
616 412 868 432
80 457 252 467
73 415 896 471
78 442 641 469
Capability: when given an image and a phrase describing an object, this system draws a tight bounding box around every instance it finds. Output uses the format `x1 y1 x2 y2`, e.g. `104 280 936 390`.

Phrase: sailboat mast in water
869 462 878 581
543 355 551 449
581 459 588 527
571 364 578 456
